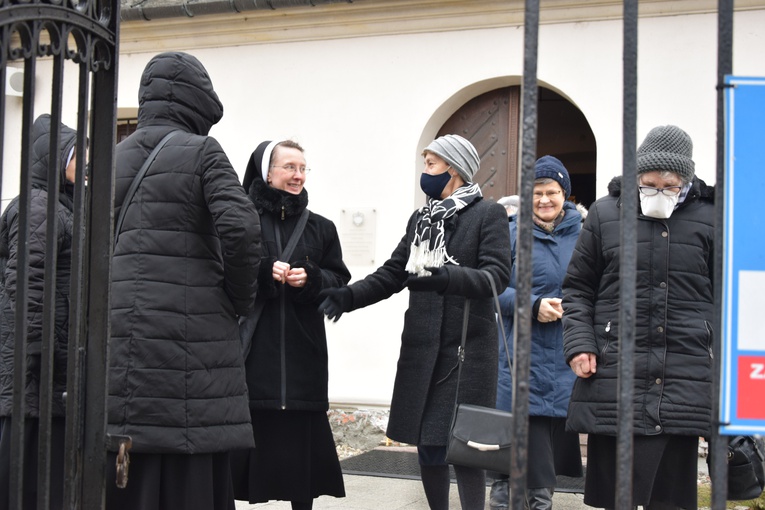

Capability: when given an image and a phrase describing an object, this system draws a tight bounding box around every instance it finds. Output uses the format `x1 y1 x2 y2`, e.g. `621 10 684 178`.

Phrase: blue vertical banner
721 76 765 435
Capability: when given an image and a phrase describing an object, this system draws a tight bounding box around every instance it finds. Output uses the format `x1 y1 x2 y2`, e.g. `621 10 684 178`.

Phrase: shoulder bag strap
114 130 182 246
272 207 310 261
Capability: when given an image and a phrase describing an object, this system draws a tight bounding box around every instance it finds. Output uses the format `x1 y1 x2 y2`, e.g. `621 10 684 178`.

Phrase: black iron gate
0 1 738 509
0 0 118 506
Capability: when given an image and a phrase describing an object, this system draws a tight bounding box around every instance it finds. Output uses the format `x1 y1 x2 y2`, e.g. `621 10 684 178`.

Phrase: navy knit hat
636 125 695 183
535 155 571 198
423 134 480 183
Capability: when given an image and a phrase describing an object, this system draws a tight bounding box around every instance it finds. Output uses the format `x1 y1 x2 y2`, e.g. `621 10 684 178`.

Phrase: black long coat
244 177 351 412
107 52 261 454
349 197 511 445
562 176 715 437
0 114 76 418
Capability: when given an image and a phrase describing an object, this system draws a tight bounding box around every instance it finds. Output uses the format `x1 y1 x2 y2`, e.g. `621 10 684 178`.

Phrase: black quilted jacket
0 114 76 418
107 52 261 454
562 176 715 437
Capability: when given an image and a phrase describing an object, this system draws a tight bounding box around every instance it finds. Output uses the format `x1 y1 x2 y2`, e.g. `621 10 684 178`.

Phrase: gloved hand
405 267 449 293
318 287 353 322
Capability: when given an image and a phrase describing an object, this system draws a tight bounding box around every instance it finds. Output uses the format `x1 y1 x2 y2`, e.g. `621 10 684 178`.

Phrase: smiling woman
267 143 310 194
232 139 351 509
491 154 583 510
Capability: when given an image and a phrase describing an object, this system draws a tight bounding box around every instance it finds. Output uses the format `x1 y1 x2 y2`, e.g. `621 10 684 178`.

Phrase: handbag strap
453 270 514 406
114 130 182 246
484 270 514 380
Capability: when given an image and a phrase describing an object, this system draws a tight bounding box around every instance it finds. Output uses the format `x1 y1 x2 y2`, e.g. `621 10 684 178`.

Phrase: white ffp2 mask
640 193 679 219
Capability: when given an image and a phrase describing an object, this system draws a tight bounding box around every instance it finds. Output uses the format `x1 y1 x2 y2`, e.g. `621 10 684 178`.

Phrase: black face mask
420 171 452 200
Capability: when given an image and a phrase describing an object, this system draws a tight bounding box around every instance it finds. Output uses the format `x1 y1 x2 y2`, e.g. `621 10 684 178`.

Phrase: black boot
489 478 509 510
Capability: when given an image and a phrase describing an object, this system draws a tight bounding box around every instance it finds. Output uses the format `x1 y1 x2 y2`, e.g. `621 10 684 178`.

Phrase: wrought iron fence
0 0 736 509
0 0 118 506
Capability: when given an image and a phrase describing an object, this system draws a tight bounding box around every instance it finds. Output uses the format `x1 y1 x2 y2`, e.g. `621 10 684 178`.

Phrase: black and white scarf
405 183 482 276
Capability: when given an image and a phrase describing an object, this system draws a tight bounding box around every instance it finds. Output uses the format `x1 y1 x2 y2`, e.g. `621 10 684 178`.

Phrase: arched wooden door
437 86 597 207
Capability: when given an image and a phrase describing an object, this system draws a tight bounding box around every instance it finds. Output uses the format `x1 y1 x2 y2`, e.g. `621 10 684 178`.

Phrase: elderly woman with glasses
562 125 715 510
489 156 584 510
231 140 351 510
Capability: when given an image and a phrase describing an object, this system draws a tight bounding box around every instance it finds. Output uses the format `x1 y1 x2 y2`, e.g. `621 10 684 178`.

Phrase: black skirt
584 433 699 510
104 451 235 510
230 409 345 504
527 416 583 488
0 417 66 510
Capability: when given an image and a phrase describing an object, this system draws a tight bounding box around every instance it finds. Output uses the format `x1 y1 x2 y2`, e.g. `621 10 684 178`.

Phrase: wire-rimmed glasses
271 164 311 175
638 185 681 197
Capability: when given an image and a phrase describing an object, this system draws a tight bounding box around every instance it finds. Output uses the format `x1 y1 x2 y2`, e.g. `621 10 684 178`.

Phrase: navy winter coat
497 201 581 417
562 176 715 437
107 52 261 454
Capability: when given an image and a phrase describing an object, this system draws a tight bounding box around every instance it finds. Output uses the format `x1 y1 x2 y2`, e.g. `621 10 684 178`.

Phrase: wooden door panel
437 87 520 201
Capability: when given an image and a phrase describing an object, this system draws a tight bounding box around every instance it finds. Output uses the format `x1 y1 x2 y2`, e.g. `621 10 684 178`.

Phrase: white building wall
3 6 764 405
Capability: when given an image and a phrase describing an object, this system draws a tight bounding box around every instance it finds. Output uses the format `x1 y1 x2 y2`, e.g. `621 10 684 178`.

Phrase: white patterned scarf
405 183 483 276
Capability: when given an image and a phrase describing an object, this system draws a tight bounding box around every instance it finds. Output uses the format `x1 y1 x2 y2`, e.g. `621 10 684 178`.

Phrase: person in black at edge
0 113 80 510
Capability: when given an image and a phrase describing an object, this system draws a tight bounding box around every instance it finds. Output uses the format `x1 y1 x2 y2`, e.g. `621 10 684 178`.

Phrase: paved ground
234 474 588 510
234 448 710 509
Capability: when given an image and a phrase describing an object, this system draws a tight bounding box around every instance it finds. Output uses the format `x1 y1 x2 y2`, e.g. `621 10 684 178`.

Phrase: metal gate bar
511 1 539 508
615 1 639 509
710 1 734 509
8 51 37 510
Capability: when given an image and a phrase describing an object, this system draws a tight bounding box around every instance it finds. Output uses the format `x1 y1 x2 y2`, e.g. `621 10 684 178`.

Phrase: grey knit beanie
636 125 695 182
423 134 480 183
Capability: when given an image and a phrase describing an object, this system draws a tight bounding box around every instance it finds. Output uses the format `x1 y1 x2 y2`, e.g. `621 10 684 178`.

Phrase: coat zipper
280 285 286 409
276 212 287 409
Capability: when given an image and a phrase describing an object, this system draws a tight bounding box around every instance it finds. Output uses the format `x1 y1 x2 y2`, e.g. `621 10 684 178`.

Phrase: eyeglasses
533 190 562 199
638 185 681 197
271 164 311 175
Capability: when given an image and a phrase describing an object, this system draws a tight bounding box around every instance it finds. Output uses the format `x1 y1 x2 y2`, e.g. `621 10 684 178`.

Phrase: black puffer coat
348 196 511 445
0 114 76 419
562 176 715 437
107 52 261 454
244 175 351 412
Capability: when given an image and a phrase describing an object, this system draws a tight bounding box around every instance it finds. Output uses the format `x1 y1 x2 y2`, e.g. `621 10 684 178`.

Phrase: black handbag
726 435 765 500
445 271 513 474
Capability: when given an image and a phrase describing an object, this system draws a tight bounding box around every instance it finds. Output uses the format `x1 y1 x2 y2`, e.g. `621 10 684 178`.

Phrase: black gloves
405 267 449 293
318 287 353 322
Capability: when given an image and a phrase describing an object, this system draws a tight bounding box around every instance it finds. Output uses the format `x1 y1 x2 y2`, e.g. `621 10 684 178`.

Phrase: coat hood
30 114 77 207
137 52 224 136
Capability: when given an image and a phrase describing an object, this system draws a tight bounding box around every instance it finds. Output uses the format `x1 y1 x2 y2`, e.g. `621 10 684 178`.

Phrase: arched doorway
436 86 597 207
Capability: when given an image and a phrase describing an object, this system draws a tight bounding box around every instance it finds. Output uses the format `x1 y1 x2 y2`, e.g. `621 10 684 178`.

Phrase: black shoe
489 478 509 510
525 487 553 510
